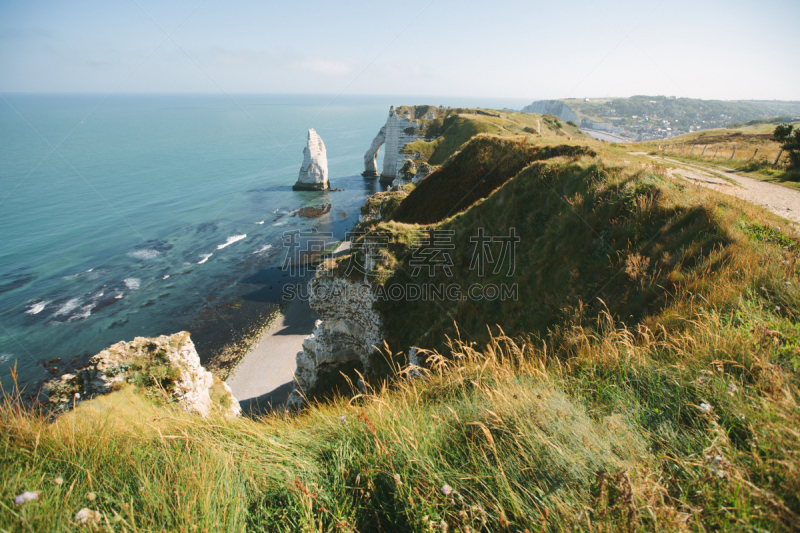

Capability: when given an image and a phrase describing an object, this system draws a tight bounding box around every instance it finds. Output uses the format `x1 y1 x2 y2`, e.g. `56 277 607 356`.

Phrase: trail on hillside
650 155 800 224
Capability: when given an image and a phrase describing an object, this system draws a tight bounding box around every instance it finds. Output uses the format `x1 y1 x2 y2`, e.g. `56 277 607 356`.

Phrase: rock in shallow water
293 128 329 191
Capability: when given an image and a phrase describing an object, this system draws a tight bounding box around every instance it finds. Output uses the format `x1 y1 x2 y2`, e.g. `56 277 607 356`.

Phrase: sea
0 93 531 391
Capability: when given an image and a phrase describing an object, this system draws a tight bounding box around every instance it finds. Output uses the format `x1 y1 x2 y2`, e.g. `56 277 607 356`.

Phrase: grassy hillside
401 107 588 167
632 122 800 187
4 111 800 531
391 137 594 224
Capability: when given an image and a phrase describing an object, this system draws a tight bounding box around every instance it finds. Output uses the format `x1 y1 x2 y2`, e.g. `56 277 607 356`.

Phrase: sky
1 0 798 101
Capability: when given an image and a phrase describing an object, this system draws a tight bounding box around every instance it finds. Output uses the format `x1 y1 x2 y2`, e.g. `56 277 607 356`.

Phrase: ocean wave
253 244 273 255
162 275 170 280
69 304 94 321
256 221 265 225
25 300 50 315
217 234 247 249
0 353 12 364
124 278 141 291
128 249 162 260
53 298 81 317
198 254 213 264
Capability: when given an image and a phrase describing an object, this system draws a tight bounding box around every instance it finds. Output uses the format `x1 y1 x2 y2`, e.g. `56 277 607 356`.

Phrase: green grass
5 114 800 531
391 137 595 225
4 294 800 530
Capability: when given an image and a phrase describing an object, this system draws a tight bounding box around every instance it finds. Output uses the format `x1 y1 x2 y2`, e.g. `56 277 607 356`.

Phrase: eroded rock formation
290 274 384 406
293 129 329 191
362 125 386 177
363 106 423 184
45 332 240 418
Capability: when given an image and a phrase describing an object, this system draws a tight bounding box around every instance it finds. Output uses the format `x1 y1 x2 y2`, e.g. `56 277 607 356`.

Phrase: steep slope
391 136 594 224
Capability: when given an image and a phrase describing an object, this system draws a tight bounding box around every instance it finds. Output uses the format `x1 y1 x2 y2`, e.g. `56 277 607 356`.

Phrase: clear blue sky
1 0 798 100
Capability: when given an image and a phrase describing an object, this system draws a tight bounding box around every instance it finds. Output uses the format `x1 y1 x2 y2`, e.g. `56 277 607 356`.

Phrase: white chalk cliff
363 106 423 183
293 129 329 191
290 275 384 406
362 125 386 177
45 332 241 418
520 100 578 124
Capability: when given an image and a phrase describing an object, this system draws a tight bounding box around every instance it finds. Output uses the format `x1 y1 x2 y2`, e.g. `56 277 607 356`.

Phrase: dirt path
650 155 800 224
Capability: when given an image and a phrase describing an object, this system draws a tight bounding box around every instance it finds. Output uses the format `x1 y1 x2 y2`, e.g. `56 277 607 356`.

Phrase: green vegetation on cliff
4 111 800 532
562 95 800 129
634 121 800 187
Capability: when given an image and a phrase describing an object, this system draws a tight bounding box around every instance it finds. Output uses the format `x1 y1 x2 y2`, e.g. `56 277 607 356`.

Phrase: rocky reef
45 332 240 418
293 129 329 191
363 106 423 184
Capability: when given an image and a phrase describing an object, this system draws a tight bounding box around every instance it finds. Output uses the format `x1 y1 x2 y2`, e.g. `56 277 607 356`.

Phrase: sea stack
293 129 329 191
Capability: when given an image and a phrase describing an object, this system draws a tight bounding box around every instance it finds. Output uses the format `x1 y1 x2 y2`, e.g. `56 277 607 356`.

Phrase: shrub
774 124 800 168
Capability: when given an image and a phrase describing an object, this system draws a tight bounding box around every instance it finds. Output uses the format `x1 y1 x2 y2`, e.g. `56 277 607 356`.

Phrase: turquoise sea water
0 93 530 389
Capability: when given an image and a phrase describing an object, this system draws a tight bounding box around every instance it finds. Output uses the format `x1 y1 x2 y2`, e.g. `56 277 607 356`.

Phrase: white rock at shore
45 332 241 418
293 129 329 191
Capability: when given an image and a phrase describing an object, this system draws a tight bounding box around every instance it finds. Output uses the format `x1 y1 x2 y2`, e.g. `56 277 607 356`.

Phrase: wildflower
441 484 453 496
699 403 712 413
55 477 64 486
440 520 448 531
393 473 402 486
340 415 346 422
87 491 96 501
14 491 40 504
75 508 102 526
727 383 738 396
776 305 782 312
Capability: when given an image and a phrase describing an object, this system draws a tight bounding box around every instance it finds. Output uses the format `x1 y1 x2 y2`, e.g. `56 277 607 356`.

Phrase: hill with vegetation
633 119 800 187
3 108 800 531
562 95 800 129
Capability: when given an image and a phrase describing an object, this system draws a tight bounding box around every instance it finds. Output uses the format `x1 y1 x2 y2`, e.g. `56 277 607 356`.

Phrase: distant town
522 96 800 142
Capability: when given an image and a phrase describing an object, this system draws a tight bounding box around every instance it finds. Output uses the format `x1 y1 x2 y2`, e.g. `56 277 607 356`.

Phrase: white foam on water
253 244 273 255
53 298 81 316
25 300 50 315
128 249 162 260
115 294 124 299
198 253 213 264
162 275 170 280
272 222 284 226
0 353 13 364
217 234 247 249
69 304 93 321
124 278 141 291
256 221 265 225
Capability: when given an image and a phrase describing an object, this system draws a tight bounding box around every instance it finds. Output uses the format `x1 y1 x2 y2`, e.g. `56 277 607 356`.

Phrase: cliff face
363 106 422 183
362 125 386 177
290 274 384 405
520 100 578 123
45 332 241 418
293 129 329 190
